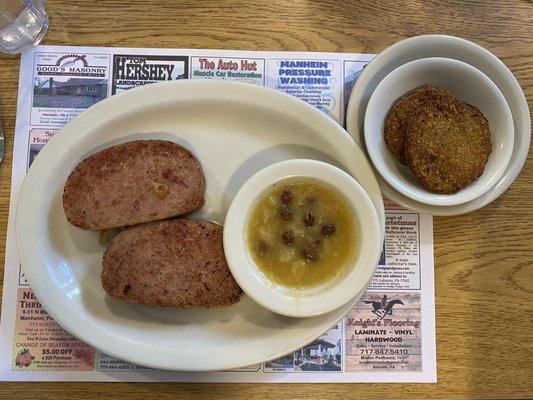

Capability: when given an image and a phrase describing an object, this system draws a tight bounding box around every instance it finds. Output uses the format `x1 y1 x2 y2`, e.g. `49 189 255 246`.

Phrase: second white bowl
364 57 514 206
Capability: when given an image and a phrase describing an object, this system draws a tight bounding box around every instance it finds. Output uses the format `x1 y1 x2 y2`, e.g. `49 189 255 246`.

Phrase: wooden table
1 1 531 398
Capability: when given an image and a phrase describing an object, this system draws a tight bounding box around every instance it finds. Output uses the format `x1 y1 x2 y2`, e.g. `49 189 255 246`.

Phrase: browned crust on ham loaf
63 140 205 230
101 219 242 308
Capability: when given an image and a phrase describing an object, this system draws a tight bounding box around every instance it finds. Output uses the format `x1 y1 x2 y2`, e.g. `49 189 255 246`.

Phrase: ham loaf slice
101 219 242 308
63 140 204 230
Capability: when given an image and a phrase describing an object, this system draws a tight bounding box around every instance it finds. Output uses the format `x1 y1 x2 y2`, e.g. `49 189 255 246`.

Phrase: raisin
321 223 336 236
302 248 317 262
282 230 294 245
281 190 293 205
123 284 131 295
303 210 316 226
280 206 293 221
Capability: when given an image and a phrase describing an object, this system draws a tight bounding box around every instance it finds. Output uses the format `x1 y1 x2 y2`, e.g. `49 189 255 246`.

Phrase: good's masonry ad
31 53 111 126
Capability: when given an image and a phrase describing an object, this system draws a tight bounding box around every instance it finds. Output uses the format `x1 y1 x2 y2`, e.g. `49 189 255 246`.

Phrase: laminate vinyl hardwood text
0 1 531 399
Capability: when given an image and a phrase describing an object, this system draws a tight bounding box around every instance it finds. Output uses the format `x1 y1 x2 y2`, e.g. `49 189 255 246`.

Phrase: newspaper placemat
0 45 436 382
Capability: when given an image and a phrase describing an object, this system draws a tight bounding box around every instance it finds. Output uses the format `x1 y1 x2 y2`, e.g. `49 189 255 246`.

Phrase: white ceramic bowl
223 159 383 318
364 57 514 206
346 34 530 216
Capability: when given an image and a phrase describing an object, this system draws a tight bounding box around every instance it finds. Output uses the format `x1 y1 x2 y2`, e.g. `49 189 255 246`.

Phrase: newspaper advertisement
31 53 111 126
267 59 342 122
190 56 265 85
111 54 188 94
0 46 436 382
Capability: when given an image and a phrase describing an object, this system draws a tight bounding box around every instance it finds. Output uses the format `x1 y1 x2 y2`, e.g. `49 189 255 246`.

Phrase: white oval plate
347 34 531 215
17 80 384 371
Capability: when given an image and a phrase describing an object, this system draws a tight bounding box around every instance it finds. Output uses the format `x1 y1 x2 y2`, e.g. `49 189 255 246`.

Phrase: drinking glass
0 0 48 54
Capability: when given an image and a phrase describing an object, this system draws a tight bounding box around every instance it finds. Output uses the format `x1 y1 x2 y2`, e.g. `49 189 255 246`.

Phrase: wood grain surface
0 0 532 399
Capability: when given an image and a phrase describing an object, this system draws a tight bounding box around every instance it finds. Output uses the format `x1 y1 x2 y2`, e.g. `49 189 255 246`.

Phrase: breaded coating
404 101 492 194
384 85 456 165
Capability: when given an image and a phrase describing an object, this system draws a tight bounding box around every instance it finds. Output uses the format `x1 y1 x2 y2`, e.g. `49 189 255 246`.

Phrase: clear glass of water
0 0 48 54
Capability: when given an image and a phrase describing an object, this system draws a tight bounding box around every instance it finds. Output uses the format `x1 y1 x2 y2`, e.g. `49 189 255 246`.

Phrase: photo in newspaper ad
294 323 342 372
31 53 110 125
267 59 342 122
111 54 188 94
345 292 421 372
191 56 265 85
265 323 342 373
264 354 296 373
